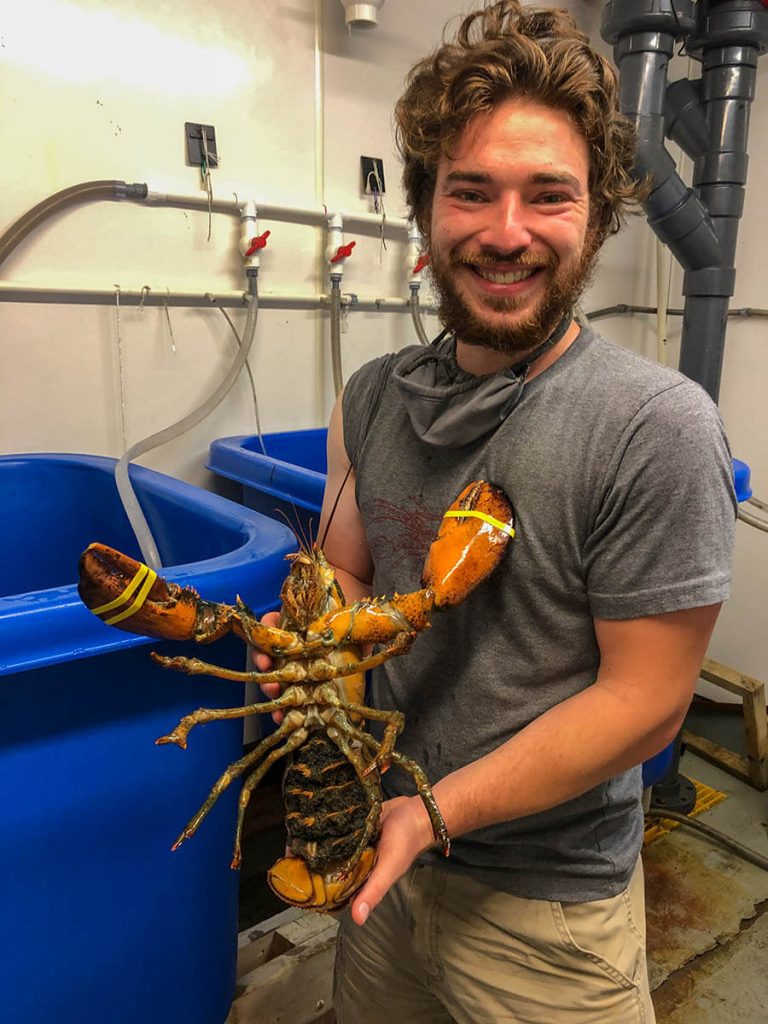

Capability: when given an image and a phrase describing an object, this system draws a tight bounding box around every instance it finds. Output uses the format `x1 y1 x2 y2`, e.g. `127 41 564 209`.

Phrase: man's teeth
473 266 539 284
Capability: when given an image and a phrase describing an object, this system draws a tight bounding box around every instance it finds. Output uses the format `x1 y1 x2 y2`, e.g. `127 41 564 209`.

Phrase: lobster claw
77 543 233 643
423 480 515 608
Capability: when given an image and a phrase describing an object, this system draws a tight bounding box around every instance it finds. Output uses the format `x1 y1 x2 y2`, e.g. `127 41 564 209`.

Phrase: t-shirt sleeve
584 380 736 619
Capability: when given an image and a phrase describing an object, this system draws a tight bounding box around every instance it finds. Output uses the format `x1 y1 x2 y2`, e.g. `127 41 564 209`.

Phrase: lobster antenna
319 461 354 550
292 500 313 555
274 508 303 551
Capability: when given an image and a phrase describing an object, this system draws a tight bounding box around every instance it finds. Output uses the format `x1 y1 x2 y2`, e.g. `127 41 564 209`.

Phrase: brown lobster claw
78 543 215 642
78 543 304 656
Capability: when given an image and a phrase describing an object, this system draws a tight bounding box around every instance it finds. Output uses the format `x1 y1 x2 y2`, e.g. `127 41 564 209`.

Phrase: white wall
1 0 766 684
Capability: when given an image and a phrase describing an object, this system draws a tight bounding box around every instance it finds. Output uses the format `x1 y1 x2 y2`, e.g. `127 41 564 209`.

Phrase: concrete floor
649 750 768 1023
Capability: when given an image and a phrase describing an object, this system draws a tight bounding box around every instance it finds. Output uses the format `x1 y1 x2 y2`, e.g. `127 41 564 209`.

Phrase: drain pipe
601 0 768 402
680 2 768 398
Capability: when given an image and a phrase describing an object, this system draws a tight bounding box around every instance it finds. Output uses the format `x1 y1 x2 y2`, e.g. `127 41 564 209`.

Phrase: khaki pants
334 859 655 1024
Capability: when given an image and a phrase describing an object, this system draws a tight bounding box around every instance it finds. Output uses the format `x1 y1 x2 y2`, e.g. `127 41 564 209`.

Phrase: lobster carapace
77 480 514 912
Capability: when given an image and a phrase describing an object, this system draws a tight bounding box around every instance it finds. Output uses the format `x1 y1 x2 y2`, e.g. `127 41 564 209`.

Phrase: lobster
77 480 514 912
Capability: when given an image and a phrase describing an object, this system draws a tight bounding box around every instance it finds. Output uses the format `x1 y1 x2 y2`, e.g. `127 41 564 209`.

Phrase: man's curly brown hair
394 1 645 247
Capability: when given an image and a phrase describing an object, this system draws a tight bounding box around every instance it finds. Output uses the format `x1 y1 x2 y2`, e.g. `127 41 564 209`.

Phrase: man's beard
429 236 600 357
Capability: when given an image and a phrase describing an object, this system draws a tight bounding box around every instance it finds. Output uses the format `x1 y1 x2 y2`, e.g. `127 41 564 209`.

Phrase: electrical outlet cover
185 123 219 168
361 156 385 194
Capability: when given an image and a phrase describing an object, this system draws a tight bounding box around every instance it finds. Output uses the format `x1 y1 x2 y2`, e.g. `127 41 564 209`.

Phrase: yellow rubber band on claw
90 562 158 624
443 509 515 538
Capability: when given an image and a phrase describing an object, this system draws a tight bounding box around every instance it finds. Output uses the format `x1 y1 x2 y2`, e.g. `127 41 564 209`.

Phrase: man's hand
348 795 437 927
253 611 284 724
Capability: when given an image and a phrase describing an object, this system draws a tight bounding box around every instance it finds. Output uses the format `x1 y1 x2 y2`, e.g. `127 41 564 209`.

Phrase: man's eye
537 193 569 205
452 190 486 203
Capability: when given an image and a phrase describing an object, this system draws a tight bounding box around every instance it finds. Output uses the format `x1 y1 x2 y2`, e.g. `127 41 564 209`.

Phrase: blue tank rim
0 452 296 676
732 457 752 503
207 433 326 511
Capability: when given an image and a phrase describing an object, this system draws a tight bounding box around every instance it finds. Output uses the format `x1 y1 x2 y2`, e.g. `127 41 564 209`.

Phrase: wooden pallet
684 657 768 791
226 907 339 1024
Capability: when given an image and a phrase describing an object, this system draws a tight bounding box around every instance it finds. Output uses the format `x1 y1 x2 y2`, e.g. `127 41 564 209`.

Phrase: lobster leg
328 700 405 776
151 630 417 693
156 685 313 749
230 726 310 869
362 737 451 856
170 714 307 857
150 651 309 686
324 713 450 859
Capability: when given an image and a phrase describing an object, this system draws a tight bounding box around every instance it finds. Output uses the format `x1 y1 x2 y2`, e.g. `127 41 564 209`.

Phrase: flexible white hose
330 275 344 396
409 286 431 346
115 273 260 568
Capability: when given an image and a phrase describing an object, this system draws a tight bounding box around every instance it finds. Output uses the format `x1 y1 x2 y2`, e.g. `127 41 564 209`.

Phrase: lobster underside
270 733 379 908
77 479 515 912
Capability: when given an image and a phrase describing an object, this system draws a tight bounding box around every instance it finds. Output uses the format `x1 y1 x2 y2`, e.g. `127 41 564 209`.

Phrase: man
263 3 735 1021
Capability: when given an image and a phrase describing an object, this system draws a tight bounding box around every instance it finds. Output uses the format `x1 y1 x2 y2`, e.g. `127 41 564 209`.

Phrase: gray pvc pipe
679 41 759 396
602 1 765 401
0 180 147 270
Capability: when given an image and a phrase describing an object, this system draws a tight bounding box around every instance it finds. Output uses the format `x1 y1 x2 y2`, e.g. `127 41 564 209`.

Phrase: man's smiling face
429 97 598 359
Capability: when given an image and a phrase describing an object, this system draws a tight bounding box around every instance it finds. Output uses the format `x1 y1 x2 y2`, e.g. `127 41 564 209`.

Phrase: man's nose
476 195 533 254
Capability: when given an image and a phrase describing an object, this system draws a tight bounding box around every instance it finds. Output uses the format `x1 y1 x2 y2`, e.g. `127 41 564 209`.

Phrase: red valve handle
245 230 271 257
413 253 430 274
330 241 356 264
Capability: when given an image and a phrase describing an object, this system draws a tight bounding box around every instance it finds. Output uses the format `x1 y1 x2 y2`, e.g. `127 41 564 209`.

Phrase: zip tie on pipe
443 509 515 538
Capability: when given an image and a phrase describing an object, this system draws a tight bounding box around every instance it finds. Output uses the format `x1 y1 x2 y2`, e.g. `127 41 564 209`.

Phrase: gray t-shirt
342 324 735 902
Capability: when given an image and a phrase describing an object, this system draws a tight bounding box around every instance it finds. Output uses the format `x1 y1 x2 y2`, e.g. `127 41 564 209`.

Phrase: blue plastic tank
0 454 295 1024
208 429 327 538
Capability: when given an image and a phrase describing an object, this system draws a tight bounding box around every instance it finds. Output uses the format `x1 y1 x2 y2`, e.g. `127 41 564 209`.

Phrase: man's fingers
250 611 283 720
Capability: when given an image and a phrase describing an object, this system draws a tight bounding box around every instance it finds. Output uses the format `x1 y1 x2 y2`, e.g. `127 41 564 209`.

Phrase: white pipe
314 0 326 420
239 201 265 271
406 220 425 286
145 190 407 231
327 211 355 277
0 281 433 311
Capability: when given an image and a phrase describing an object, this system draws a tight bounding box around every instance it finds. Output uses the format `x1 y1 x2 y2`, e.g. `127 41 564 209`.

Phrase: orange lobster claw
424 480 515 608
